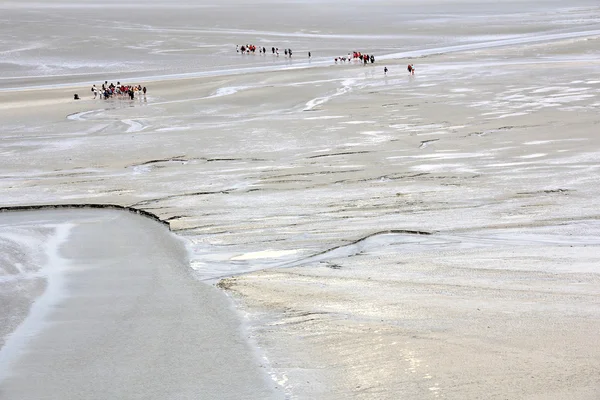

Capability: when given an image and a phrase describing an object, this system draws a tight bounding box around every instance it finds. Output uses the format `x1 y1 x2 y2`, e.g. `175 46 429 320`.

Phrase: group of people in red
335 51 375 64
238 44 259 53
354 52 376 64
91 81 147 100
237 44 294 57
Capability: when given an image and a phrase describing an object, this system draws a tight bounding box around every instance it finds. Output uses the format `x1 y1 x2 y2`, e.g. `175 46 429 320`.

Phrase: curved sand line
66 110 98 121
0 204 170 229
121 118 146 133
208 219 600 283
303 78 356 111
205 230 433 282
378 28 600 60
68 109 149 134
150 85 251 106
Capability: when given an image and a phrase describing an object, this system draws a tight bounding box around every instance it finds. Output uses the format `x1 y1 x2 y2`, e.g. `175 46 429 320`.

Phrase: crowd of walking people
335 51 375 64
90 81 147 100
73 44 415 102
75 47 413 101
234 44 415 75
237 44 295 57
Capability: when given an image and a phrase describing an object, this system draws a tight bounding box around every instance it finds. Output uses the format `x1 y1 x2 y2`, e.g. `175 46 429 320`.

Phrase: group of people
237 44 295 57
76 51 413 102
234 45 417 77
233 46 415 75
238 44 259 53
335 51 376 64
91 81 147 100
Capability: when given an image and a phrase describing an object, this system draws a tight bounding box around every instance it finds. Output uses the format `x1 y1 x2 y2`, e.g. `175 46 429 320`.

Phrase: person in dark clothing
284 49 288 56
384 67 388 75
272 47 275 54
308 51 311 58
370 55 375 63
142 86 147 95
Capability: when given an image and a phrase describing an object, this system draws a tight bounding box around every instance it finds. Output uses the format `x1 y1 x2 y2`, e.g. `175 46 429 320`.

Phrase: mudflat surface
1 0 600 398
0 210 281 400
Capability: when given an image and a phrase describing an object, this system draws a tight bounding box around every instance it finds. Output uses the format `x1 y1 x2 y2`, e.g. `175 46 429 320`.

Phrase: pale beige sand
1 1 600 398
213 45 600 397
220 226 600 399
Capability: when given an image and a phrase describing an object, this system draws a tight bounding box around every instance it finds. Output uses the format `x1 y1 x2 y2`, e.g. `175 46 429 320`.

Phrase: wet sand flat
221 224 600 399
1 0 600 398
0 210 281 399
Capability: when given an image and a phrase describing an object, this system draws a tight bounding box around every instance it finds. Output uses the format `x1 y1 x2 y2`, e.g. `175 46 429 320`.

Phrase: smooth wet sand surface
1 0 600 398
221 225 600 399
0 210 281 400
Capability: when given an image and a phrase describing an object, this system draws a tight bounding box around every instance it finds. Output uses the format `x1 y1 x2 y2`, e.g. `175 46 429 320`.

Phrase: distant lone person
143 86 147 95
384 67 388 75
308 51 311 58
408 64 415 74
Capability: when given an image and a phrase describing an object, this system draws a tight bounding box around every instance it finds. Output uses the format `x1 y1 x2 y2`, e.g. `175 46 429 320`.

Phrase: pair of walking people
383 64 415 75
